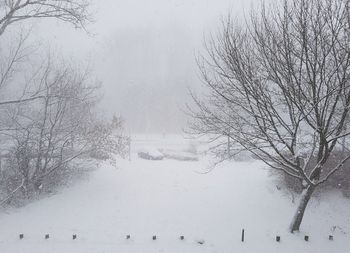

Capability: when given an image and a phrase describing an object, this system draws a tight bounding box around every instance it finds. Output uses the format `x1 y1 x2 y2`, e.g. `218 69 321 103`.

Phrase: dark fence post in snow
329 235 333 241
241 229 245 242
128 137 131 161
152 235 157 240
73 234 77 240
304 235 309 242
276 236 281 242
19 234 24 239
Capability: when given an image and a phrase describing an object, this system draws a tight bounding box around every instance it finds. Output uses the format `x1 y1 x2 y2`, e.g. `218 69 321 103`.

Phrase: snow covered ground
0 134 349 253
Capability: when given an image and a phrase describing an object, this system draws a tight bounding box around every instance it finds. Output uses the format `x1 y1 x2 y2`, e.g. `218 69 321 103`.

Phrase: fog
31 0 254 133
1 3 350 252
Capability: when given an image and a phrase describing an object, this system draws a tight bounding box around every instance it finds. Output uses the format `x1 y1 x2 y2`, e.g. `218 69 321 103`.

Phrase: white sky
32 0 256 133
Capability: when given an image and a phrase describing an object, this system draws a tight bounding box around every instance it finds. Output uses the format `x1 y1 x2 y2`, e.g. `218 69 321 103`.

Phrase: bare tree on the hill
190 0 350 232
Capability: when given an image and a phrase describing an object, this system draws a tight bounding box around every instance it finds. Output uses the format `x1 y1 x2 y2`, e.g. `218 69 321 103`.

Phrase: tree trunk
290 185 315 233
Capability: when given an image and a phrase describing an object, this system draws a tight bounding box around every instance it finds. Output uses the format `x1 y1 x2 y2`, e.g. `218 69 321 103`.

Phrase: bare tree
0 57 126 202
0 0 90 36
0 0 91 106
0 0 119 206
190 0 350 232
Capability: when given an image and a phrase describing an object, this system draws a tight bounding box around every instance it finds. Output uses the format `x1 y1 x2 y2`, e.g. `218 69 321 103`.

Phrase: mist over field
30 0 253 133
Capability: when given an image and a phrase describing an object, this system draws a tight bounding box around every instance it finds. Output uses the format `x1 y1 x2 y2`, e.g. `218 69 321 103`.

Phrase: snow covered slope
0 134 349 253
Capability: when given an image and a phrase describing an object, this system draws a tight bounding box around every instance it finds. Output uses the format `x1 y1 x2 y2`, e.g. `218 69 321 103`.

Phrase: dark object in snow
241 229 245 242
159 149 198 161
180 235 185 240
197 240 205 245
45 234 50 239
304 235 309 241
152 235 157 240
19 234 24 239
276 236 281 242
73 234 77 240
126 235 131 239
138 151 164 160
329 235 334 241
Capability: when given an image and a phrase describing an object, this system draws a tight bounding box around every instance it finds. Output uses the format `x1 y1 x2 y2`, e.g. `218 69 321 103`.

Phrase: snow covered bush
138 148 164 160
276 151 350 198
0 59 127 206
88 116 129 162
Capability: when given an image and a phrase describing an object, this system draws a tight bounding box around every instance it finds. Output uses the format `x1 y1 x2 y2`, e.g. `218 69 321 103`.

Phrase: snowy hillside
0 134 349 253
